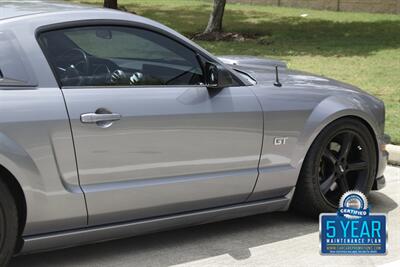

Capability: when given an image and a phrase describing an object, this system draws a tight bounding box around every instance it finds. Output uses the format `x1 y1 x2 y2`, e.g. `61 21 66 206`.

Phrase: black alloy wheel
319 131 370 207
292 118 377 217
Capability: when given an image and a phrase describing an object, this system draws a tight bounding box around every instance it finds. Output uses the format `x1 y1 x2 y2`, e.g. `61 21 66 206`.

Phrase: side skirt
20 196 291 254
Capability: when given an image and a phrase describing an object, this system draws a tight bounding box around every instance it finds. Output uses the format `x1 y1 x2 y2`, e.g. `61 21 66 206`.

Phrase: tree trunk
104 0 118 9
204 0 226 34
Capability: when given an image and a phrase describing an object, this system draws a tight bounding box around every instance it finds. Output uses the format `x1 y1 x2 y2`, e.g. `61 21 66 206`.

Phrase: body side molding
20 196 291 254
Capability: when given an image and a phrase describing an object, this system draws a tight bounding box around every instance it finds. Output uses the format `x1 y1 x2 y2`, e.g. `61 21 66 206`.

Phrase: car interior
39 26 206 87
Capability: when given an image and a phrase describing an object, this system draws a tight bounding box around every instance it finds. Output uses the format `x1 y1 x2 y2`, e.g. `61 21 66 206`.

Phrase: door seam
245 87 265 202
60 88 90 225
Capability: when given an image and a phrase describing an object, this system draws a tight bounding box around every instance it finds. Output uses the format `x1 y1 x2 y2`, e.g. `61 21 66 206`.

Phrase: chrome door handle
80 113 121 123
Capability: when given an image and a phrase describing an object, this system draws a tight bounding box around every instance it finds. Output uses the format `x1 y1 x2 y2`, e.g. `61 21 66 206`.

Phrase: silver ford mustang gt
0 0 389 264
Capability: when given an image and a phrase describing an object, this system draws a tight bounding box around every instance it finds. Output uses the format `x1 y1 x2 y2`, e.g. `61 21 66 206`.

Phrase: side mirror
204 62 234 89
96 29 112 40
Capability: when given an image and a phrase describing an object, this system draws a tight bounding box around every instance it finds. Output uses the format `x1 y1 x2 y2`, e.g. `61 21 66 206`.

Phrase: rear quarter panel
0 20 87 235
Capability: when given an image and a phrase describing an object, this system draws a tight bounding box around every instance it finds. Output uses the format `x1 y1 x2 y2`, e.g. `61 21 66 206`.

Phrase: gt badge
274 137 288 146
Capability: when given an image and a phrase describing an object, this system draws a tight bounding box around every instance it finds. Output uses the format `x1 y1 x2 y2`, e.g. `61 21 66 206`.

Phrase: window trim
36 20 244 89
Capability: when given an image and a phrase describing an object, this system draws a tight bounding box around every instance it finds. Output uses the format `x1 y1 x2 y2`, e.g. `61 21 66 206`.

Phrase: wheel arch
300 115 378 171
0 164 27 252
0 132 43 249
292 95 380 186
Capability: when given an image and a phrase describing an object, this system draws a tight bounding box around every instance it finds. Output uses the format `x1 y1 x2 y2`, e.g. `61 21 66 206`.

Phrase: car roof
0 0 163 30
0 0 98 20
0 0 163 32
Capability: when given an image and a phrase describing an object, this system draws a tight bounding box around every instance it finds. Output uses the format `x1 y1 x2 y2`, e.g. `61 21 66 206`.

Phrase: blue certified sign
320 191 387 255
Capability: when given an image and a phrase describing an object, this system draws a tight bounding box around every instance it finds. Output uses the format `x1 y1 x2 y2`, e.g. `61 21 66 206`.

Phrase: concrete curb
387 144 400 166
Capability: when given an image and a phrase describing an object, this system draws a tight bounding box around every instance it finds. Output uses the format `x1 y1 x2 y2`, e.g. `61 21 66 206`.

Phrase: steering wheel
57 48 91 86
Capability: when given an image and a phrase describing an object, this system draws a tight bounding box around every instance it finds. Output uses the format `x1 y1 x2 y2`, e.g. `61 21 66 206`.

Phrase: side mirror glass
96 29 112 40
204 62 234 89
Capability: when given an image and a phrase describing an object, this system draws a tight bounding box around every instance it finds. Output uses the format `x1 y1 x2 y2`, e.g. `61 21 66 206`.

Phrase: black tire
0 179 19 266
292 118 377 217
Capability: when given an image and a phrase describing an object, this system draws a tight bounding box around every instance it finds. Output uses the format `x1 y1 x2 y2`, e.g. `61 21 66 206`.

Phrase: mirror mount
204 62 219 89
204 62 233 89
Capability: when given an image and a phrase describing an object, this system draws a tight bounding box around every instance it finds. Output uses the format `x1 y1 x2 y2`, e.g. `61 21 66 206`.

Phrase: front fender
248 90 383 203
293 95 380 169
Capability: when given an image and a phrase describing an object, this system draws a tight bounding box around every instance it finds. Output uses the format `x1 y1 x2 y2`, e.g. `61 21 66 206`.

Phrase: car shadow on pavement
10 191 397 267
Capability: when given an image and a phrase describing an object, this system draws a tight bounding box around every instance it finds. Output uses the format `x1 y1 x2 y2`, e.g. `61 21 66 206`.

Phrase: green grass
71 0 400 144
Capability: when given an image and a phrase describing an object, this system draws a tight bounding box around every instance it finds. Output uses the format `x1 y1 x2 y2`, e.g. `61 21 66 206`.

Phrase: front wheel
292 118 377 217
0 179 19 266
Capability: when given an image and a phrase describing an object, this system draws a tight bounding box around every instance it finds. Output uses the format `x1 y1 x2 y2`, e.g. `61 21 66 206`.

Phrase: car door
38 25 263 226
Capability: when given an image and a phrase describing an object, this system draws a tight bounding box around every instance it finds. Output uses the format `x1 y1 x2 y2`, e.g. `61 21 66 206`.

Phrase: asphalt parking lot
10 166 399 267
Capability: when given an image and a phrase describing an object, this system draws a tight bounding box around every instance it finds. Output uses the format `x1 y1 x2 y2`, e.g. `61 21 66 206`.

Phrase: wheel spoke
337 176 350 192
347 161 368 172
339 132 354 159
320 174 336 194
323 149 337 164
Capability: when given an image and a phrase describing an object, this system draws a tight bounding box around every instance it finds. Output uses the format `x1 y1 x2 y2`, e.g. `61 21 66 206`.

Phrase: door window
39 26 204 87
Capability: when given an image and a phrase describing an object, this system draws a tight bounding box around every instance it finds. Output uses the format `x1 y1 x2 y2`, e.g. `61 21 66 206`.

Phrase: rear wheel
292 118 377 217
0 179 19 266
